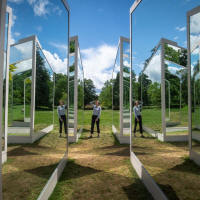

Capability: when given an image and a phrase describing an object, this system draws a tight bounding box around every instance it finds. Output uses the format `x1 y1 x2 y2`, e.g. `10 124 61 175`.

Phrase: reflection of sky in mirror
112 46 120 79
191 45 200 77
10 41 33 64
13 59 32 75
190 12 200 51
7 0 69 74
165 60 186 79
78 48 84 82
69 55 75 66
144 47 161 84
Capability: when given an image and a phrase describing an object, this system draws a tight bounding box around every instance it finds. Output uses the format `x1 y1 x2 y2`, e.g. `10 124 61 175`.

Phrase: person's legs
63 115 67 134
96 118 100 137
59 118 63 137
90 115 96 137
133 117 138 136
138 116 143 137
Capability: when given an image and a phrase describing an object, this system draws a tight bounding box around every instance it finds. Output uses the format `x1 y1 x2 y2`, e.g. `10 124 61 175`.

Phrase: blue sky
6 0 200 92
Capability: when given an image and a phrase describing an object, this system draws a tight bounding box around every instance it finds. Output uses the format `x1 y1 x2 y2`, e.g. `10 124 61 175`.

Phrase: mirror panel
112 46 120 133
190 11 200 153
122 40 130 136
8 40 33 136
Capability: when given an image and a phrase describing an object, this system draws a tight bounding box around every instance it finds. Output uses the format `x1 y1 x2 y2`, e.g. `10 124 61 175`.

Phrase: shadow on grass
8 147 39 157
25 163 58 179
158 184 180 200
59 159 102 181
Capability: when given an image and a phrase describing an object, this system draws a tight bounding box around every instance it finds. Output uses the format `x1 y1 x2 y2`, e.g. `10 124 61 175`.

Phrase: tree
99 80 112 109
84 78 97 106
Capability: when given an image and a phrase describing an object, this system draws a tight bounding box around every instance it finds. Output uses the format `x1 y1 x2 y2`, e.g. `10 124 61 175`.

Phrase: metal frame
0 0 7 198
68 36 84 143
112 36 130 144
2 6 12 164
8 35 55 144
187 5 200 166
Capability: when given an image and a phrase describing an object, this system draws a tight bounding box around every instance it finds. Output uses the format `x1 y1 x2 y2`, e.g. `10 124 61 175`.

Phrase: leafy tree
84 78 97 106
99 80 112 109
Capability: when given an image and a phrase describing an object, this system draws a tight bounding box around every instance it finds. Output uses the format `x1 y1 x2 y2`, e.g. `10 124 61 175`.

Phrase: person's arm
97 106 101 120
134 107 139 120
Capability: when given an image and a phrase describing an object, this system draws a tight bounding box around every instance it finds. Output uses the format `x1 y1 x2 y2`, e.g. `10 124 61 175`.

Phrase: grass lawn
132 132 200 200
50 110 152 200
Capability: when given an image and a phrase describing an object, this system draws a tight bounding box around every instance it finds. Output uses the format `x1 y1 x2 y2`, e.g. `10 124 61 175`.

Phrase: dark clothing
91 115 100 134
134 115 143 134
59 115 67 134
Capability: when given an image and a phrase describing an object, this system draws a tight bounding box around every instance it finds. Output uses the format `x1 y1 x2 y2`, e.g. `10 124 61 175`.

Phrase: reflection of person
57 100 67 137
90 100 101 138
133 101 144 137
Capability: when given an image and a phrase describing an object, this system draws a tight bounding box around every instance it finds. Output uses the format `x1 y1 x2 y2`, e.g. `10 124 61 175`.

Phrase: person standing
133 100 144 137
57 100 67 137
90 100 101 138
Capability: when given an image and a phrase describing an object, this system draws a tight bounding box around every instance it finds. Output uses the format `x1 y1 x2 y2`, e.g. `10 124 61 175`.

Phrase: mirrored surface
77 47 84 133
8 40 33 136
34 45 54 133
164 43 188 135
190 11 200 153
112 46 120 133
68 40 75 135
2 12 9 151
122 40 130 135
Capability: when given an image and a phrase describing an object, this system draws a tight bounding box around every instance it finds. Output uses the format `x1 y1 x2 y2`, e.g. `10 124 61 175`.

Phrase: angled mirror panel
164 43 188 136
112 45 120 133
8 40 33 136
34 44 54 133
122 40 131 136
190 10 200 154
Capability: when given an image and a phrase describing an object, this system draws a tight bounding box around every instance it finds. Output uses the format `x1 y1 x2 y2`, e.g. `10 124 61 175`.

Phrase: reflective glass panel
191 11 200 153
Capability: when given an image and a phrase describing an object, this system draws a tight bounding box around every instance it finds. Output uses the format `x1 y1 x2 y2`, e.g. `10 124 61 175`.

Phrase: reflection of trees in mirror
55 73 68 106
36 50 53 110
70 40 75 53
69 65 75 73
164 44 187 67
113 72 120 110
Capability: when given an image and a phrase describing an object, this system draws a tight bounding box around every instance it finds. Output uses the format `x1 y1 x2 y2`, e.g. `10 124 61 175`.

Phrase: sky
6 0 200 93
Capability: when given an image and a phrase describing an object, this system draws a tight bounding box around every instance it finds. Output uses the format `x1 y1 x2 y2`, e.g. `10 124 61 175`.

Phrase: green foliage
84 78 97 106
99 80 112 109
70 40 75 53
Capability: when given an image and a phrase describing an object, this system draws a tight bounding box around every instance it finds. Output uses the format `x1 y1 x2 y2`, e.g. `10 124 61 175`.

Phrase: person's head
135 101 139 106
95 100 100 106
59 100 64 106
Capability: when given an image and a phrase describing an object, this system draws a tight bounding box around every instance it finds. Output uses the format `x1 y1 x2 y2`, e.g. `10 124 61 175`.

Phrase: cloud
14 32 21 37
173 36 179 40
28 0 50 16
81 44 117 90
49 42 68 51
36 25 43 32
43 50 68 74
190 12 200 34
190 34 200 51
176 26 186 32
8 0 23 3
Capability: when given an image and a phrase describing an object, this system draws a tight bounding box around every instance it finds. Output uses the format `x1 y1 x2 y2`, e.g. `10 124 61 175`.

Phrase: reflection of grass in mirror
34 109 53 132
132 132 200 200
192 139 200 154
166 131 188 135
138 108 162 132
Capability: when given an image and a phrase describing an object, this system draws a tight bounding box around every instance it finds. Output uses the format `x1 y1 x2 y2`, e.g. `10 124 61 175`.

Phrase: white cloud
49 42 68 51
176 26 186 32
28 0 50 16
14 32 21 37
191 12 200 34
191 34 200 52
43 50 67 74
81 44 117 90
174 36 179 40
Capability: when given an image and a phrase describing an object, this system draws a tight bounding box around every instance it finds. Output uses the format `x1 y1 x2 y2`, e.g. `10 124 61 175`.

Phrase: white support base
192 132 200 142
112 125 130 144
130 151 167 200
2 150 7 164
143 126 188 142
8 125 53 144
190 150 200 166
68 127 82 143
37 152 68 200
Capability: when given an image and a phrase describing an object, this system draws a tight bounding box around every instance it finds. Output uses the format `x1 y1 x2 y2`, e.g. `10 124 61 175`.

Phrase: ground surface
50 125 152 200
2 125 67 200
132 132 200 200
